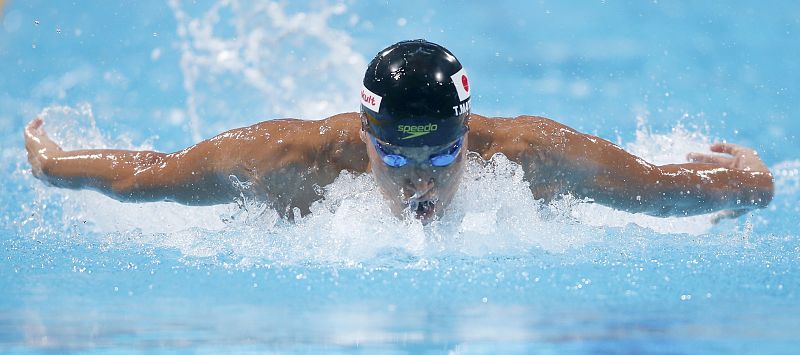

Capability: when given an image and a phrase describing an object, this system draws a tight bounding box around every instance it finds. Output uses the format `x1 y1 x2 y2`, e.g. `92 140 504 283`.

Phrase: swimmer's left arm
525 118 774 218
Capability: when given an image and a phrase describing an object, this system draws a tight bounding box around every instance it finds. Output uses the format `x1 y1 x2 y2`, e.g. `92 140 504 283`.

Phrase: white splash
167 0 366 141
30 105 229 235
27 104 781 267
572 116 718 234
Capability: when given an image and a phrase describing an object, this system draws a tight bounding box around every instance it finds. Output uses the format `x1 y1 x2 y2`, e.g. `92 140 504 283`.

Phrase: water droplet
481 297 488 303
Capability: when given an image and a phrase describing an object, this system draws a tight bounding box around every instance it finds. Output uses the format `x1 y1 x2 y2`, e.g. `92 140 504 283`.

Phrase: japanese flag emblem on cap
451 68 470 102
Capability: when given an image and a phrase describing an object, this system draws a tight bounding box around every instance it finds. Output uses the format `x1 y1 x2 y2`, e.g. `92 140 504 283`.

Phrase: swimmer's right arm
24 118 241 205
25 115 367 208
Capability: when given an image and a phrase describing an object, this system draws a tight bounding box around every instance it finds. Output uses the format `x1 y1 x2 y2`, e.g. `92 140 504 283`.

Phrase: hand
24 118 63 178
687 142 770 223
687 142 770 173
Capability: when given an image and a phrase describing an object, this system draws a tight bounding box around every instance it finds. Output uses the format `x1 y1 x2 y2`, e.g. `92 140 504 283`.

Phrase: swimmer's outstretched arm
520 117 773 219
24 115 367 210
24 118 239 205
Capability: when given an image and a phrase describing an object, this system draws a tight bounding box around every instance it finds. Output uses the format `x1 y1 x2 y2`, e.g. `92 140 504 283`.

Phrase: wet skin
360 129 466 221
24 113 774 223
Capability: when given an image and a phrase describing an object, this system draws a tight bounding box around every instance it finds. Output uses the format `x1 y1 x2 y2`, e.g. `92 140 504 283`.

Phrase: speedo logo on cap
360 85 382 112
450 68 470 102
398 124 438 140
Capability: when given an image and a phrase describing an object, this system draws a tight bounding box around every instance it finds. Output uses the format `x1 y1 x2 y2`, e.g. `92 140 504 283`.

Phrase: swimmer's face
361 130 467 223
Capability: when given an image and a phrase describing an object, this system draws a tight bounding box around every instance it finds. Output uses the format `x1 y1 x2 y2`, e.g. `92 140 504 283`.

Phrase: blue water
2 1 800 353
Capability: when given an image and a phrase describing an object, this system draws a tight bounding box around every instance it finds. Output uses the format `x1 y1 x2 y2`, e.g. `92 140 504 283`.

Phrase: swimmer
24 40 773 223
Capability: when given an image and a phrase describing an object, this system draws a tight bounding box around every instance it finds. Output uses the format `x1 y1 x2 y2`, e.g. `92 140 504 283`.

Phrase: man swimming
24 40 773 223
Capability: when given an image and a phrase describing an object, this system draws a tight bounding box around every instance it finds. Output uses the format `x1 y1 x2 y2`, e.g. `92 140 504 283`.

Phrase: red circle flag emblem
451 69 470 101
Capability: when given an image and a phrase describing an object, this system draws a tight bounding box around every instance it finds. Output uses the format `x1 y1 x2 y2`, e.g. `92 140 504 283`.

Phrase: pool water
2 1 799 353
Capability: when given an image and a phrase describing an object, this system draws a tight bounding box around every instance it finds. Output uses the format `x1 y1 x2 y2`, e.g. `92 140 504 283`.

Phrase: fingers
24 117 44 137
709 142 770 172
24 117 43 139
28 117 43 130
24 117 63 152
24 117 62 174
24 117 46 143
710 142 757 157
710 142 737 155
23 118 54 179
687 152 733 166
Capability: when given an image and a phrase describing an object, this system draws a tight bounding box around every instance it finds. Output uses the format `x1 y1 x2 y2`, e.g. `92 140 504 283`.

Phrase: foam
13 3 782 267
572 115 717 235
19 104 773 268
167 0 366 141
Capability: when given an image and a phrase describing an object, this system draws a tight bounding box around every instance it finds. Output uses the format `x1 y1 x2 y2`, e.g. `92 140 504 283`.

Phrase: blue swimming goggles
370 134 464 168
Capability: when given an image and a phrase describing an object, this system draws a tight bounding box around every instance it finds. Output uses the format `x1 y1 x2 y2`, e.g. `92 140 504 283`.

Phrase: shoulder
224 112 360 148
469 114 576 138
467 114 583 195
227 112 365 172
246 112 360 139
199 113 360 161
467 114 578 157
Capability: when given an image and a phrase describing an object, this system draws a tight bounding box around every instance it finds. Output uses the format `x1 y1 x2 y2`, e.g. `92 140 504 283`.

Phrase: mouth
407 199 436 220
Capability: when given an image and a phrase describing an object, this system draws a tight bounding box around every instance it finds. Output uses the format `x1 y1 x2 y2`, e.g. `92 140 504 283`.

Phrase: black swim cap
360 39 471 147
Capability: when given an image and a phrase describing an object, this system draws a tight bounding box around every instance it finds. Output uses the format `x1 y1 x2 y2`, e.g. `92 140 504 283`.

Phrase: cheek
368 151 391 181
440 170 460 186
373 164 404 191
440 167 465 196
435 161 465 181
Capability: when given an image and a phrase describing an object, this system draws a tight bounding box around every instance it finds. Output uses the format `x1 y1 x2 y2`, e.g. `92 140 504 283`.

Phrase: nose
413 176 434 190
405 174 435 199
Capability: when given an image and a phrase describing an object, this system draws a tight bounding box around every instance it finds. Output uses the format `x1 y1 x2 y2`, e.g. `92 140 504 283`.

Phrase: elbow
109 177 162 203
632 194 683 217
109 178 138 201
642 203 695 218
632 188 710 218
